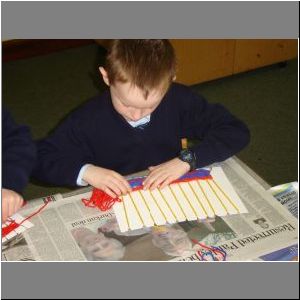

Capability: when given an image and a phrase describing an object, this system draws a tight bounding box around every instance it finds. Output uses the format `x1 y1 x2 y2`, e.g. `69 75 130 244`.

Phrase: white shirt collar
128 115 151 128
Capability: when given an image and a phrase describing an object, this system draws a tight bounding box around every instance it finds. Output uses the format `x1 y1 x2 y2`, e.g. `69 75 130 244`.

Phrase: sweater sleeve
2 107 37 194
33 112 95 187
177 85 250 168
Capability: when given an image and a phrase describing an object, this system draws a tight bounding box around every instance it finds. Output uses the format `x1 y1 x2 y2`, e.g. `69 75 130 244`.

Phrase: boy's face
100 67 168 122
110 82 167 121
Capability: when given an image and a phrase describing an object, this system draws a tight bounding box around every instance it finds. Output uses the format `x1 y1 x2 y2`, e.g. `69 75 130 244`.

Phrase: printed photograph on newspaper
69 214 234 261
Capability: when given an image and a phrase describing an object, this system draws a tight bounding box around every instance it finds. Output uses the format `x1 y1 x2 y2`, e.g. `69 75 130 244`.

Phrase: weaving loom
113 167 248 232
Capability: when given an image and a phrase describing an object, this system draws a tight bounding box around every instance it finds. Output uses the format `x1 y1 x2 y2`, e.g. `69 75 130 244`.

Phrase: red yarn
82 189 121 211
2 220 20 237
2 197 51 238
171 175 212 184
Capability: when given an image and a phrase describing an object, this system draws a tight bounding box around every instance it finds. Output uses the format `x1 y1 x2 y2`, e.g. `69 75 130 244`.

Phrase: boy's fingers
8 201 15 219
149 179 162 190
2 207 8 223
118 182 131 194
144 170 165 189
143 172 156 188
2 192 24 222
149 173 169 190
103 187 117 198
113 173 132 192
2 213 8 223
159 174 177 189
159 178 172 190
2 197 9 223
107 181 122 197
120 179 132 193
11 200 18 217
17 196 24 210
20 197 25 208
143 176 153 189
111 177 130 195
15 196 23 211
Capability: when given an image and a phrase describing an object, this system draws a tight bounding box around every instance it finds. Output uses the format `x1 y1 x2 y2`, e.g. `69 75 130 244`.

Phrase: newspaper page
1 157 298 261
268 182 298 219
2 192 89 261
252 181 298 261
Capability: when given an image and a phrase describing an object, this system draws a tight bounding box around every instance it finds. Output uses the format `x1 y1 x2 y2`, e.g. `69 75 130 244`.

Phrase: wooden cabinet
233 39 298 73
170 40 235 85
170 39 297 85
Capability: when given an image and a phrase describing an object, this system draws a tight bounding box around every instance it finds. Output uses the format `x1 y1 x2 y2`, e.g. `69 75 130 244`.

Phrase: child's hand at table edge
143 158 190 190
83 165 132 198
2 188 24 223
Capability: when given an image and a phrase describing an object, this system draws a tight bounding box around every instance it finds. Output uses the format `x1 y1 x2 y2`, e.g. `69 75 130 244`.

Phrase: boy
2 106 37 222
34 40 250 198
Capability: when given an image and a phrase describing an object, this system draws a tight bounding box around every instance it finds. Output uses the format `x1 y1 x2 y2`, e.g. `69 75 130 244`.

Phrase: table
2 157 298 261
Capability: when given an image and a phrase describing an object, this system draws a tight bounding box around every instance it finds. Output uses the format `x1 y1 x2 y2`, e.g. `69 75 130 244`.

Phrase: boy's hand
82 165 132 198
2 188 24 223
143 158 190 190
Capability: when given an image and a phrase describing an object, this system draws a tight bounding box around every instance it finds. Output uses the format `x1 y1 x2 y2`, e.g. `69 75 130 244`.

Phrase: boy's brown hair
104 39 176 98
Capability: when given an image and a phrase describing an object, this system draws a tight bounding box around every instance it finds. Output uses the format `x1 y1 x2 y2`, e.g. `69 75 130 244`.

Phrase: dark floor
2 44 298 200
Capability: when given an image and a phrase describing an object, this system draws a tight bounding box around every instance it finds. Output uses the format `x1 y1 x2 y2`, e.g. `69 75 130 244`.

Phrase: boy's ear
99 67 110 86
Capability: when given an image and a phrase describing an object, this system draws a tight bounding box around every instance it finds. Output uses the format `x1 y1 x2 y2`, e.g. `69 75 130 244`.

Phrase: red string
171 175 212 185
191 239 226 261
18 198 50 226
2 220 20 236
82 189 121 211
2 197 51 238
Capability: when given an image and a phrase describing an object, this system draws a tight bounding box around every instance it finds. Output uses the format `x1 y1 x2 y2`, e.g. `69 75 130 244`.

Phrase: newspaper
268 182 298 219
1 157 298 261
251 182 299 261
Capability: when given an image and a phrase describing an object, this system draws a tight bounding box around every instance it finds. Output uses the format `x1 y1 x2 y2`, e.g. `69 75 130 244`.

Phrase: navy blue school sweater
2 106 37 194
34 83 250 187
